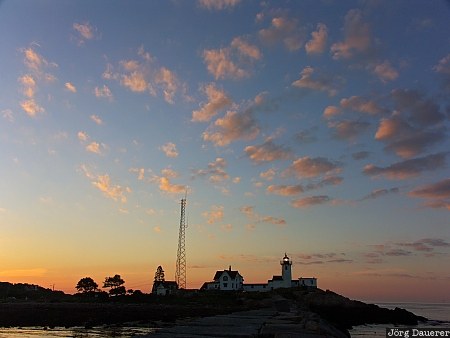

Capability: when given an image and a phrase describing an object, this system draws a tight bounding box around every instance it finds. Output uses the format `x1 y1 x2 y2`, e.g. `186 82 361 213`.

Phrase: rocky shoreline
0 288 427 337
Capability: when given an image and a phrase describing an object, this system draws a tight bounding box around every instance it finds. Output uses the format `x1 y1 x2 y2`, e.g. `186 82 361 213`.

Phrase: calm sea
350 302 450 337
0 303 448 337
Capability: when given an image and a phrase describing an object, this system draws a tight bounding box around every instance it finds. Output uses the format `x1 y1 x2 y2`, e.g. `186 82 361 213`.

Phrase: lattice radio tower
175 193 187 289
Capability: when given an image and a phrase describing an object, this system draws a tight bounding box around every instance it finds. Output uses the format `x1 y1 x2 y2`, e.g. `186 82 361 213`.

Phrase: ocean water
0 303 448 337
349 302 450 337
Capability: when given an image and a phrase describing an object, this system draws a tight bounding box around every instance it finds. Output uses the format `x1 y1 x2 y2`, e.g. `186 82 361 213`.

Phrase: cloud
331 9 373 60
244 138 291 163
328 119 371 141
2 109 14 122
305 23 328 54
160 142 178 158
372 60 399 83
81 166 130 203
130 167 145 181
86 142 103 154
65 82 77 93
155 67 179 104
202 205 224 224
340 95 386 115
292 66 340 96
192 157 229 183
267 184 304 196
18 75 36 98
90 115 103 125
283 156 340 179
202 37 261 80
260 168 276 181
375 115 445 158
396 238 450 252
72 22 99 45
259 16 304 51
434 53 450 75
231 37 262 60
323 105 342 119
77 131 88 142
198 0 241 10
151 169 186 194
352 151 370 160
192 83 232 122
202 110 260 146
361 187 400 200
239 205 286 227
305 176 343 190
20 99 44 117
409 179 450 199
409 178 450 210
121 70 148 92
94 85 113 100
363 152 447 179
290 195 332 208
391 89 445 126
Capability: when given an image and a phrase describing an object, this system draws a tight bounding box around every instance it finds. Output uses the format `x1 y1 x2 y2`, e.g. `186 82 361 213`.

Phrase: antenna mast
175 192 187 289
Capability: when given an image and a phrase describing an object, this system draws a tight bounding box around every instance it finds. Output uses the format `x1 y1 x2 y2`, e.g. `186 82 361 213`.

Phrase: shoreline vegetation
0 282 427 337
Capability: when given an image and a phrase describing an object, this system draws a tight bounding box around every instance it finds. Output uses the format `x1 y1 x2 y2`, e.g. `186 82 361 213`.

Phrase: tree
103 274 125 296
76 277 98 293
154 266 165 282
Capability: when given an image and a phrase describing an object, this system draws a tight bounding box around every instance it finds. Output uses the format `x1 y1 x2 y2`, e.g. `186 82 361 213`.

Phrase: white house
201 266 244 291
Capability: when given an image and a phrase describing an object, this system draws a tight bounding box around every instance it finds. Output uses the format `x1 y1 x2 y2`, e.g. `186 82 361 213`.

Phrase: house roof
271 275 283 281
213 270 242 280
154 280 178 288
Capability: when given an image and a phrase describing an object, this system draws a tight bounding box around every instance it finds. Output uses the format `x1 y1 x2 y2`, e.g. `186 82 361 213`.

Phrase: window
232 283 234 288
223 276 228 281
223 283 228 288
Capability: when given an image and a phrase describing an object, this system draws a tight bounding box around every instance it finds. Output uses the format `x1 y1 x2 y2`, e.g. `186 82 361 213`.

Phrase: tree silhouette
103 274 125 296
154 266 165 282
76 277 98 293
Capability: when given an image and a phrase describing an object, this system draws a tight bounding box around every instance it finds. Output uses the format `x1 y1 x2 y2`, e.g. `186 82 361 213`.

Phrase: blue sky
0 0 449 302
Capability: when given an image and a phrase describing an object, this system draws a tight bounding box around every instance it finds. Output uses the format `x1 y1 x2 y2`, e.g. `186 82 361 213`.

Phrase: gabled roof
153 280 178 288
213 270 242 281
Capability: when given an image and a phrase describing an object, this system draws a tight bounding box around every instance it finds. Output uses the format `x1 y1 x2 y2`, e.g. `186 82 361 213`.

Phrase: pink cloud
305 23 328 54
259 16 304 51
323 105 342 119
192 157 229 183
198 0 241 11
340 95 386 115
160 142 179 158
283 156 340 179
331 9 372 60
203 48 248 80
290 195 331 208
328 120 370 141
292 66 340 96
373 60 399 83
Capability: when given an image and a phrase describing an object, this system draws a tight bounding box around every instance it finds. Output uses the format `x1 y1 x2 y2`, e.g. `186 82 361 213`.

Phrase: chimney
229 265 231 271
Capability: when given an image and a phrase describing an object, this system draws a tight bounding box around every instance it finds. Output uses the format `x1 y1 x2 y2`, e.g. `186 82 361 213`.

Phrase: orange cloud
65 82 77 93
20 99 44 117
331 9 372 60
193 157 229 183
192 83 232 122
259 16 304 51
203 48 248 80
121 71 148 92
160 142 178 158
244 138 291 163
373 60 399 83
77 131 88 142
292 66 340 96
72 22 99 45
155 67 178 104
202 110 260 146
409 179 450 210
267 184 304 196
323 105 341 119
18 75 36 98
231 37 262 60
328 120 370 141
202 205 224 224
260 168 276 181
305 23 328 54
290 195 331 208
90 115 103 125
340 95 386 115
86 142 102 154
81 166 130 203
283 156 340 179
239 205 286 227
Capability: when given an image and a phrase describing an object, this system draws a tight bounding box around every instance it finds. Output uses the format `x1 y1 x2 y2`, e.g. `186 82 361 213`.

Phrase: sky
0 0 449 303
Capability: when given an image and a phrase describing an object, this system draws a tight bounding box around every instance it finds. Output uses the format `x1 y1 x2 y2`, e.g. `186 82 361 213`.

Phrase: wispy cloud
197 0 241 11
240 205 286 228
192 157 229 183
192 83 232 122
361 187 400 200
409 178 450 210
94 85 113 100
290 195 332 208
372 60 399 83
202 205 224 224
65 82 77 93
90 115 103 125
202 36 261 80
150 168 186 194
81 165 130 203
328 119 370 141
72 22 100 45
160 142 179 158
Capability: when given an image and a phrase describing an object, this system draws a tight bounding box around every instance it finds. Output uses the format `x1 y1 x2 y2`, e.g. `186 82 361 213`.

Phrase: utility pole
175 193 187 289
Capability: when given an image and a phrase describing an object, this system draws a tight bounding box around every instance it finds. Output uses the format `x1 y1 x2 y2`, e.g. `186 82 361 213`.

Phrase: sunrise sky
0 0 449 303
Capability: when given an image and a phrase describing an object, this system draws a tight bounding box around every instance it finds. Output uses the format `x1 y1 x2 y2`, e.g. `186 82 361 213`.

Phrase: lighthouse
281 253 292 288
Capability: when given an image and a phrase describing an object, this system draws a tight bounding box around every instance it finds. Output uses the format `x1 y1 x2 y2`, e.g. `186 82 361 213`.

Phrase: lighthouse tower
281 253 292 288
